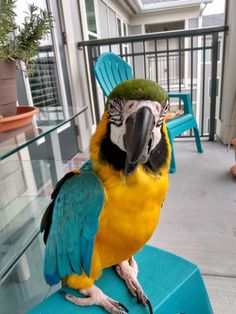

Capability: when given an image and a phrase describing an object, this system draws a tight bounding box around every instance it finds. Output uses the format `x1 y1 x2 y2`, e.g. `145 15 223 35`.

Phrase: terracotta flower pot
0 106 39 132
0 60 17 117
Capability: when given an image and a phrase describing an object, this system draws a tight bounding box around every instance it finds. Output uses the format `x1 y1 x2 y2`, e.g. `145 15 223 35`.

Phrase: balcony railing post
87 45 101 124
209 32 219 141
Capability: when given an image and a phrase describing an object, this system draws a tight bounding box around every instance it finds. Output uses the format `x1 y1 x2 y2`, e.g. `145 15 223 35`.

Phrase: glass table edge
0 106 88 161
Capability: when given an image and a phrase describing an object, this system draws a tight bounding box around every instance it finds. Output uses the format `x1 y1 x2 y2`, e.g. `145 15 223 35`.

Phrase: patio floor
148 140 236 314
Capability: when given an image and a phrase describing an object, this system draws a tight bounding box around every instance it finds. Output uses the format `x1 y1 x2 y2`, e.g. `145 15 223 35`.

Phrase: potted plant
0 0 53 130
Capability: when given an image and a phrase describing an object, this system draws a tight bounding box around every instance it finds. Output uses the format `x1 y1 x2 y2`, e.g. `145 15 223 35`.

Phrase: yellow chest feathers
95 166 169 252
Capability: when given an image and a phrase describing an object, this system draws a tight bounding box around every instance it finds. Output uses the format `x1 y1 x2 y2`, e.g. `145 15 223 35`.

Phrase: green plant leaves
0 0 54 74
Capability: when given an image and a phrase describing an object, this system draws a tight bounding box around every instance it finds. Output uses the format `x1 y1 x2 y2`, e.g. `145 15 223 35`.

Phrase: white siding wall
217 0 236 143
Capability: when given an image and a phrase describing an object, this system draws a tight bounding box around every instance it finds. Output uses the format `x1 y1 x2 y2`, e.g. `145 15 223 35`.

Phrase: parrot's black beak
124 107 154 176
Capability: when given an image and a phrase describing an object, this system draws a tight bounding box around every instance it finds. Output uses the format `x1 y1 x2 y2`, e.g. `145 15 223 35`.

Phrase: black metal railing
78 26 228 140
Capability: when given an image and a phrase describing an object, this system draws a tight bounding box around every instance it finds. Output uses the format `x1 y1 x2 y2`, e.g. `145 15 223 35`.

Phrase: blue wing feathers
43 167 105 285
44 231 60 285
81 236 95 276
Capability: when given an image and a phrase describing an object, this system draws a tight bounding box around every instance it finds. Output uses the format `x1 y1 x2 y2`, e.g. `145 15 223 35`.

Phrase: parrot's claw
116 257 153 314
62 284 129 314
146 299 154 314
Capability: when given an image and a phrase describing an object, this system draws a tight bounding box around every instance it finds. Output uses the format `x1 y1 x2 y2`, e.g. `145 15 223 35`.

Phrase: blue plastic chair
94 52 132 97
167 93 203 173
28 245 213 314
94 52 203 173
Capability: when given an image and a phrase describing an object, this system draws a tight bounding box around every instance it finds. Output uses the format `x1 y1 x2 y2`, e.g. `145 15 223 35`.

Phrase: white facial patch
109 99 165 153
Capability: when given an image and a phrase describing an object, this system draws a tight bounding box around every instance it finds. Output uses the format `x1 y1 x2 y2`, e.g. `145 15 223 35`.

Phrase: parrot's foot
61 285 129 314
116 257 153 314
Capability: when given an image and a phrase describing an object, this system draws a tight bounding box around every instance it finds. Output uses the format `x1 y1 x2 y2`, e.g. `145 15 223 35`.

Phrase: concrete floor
148 140 236 314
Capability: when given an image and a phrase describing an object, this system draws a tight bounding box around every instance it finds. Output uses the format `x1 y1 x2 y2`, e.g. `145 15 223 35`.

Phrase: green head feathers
106 79 167 109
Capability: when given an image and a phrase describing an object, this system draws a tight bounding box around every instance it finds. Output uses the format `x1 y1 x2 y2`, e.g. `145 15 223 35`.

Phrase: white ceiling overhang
125 0 213 14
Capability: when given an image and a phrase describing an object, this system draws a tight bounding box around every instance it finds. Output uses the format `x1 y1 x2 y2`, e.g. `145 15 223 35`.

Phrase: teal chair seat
94 52 203 173
28 245 213 314
167 113 195 130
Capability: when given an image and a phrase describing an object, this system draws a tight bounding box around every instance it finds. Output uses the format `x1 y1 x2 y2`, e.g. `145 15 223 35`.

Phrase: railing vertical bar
209 32 219 141
190 36 194 136
201 34 206 136
87 45 100 124
119 43 123 57
109 44 112 52
131 42 136 78
155 40 158 82
166 38 170 92
190 36 193 102
143 41 147 78
178 37 182 109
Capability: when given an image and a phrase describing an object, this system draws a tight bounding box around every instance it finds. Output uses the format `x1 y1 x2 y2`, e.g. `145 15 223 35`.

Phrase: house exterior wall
98 0 131 24
98 0 110 38
96 0 130 38
60 0 94 150
130 6 201 26
217 0 236 143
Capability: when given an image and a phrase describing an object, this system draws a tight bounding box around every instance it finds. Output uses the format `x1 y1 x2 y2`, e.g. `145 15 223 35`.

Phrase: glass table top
0 106 87 161
0 157 87 282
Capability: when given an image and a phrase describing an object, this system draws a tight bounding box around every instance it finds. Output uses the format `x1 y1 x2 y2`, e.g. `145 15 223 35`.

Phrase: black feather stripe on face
100 122 126 171
144 126 169 173
108 98 124 127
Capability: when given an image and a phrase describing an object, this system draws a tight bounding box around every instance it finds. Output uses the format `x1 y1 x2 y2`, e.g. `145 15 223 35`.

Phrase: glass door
16 0 79 161
15 0 72 123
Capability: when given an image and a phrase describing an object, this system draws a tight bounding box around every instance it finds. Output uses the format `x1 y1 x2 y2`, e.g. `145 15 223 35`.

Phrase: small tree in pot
0 0 53 118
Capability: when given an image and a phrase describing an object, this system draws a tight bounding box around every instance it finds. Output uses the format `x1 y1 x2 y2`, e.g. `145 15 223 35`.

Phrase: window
116 17 128 57
117 18 122 37
209 78 220 97
123 22 127 36
117 17 128 37
85 0 97 36
18 0 72 122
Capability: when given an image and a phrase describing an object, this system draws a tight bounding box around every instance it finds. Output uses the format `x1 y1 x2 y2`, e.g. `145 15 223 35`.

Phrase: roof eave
131 0 213 13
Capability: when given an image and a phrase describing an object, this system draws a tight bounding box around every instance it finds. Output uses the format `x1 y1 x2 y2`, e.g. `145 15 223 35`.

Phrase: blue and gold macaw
41 79 171 314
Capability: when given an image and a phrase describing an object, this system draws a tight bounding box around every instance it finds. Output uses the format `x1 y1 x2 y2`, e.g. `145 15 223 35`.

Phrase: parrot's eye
108 102 114 111
108 99 124 127
156 100 169 127
108 99 124 113
128 101 135 108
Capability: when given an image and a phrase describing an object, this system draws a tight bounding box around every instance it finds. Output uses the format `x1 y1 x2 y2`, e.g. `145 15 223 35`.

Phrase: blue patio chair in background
94 52 203 173
94 52 133 97
167 93 203 172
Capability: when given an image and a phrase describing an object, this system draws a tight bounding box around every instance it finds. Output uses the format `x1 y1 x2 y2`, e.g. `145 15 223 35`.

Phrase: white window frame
116 15 128 56
80 0 100 40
